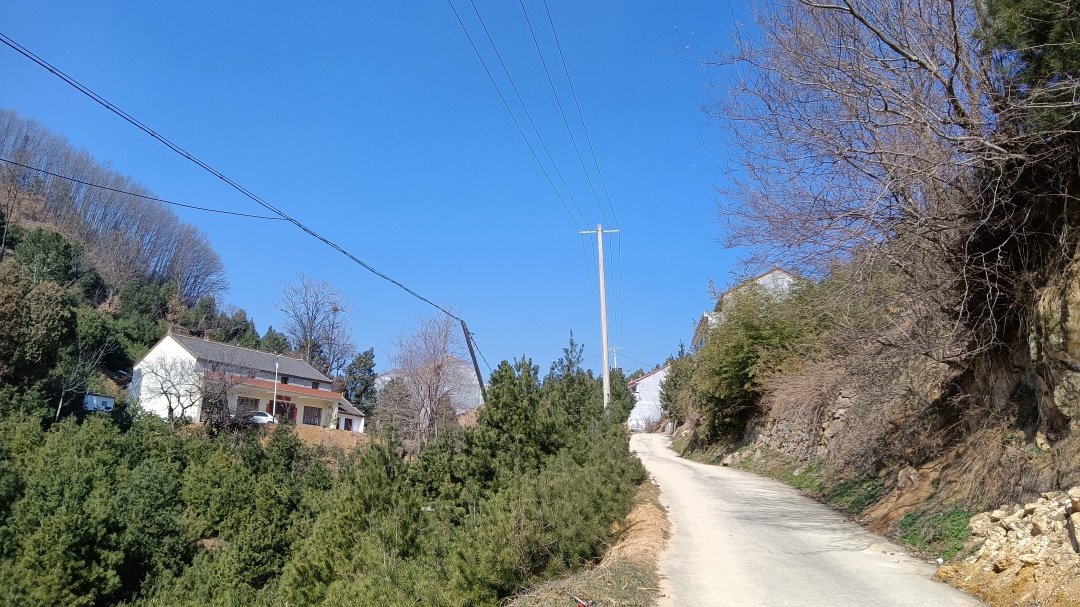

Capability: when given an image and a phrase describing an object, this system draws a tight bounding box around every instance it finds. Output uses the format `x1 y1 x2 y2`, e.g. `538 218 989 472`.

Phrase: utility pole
460 320 488 403
580 223 620 409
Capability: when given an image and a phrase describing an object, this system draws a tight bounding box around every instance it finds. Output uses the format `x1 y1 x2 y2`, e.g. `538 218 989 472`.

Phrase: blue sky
0 0 753 376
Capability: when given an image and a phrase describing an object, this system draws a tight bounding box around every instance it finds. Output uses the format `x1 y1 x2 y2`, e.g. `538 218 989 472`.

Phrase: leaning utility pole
580 223 619 409
460 320 488 403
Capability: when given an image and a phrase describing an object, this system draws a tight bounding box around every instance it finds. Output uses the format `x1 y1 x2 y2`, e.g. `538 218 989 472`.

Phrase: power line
617 352 653 369
617 231 625 348
0 30 465 324
469 332 494 374
448 0 590 229
0 157 287 221
578 232 602 325
516 0 609 226
541 0 620 228
531 2 626 372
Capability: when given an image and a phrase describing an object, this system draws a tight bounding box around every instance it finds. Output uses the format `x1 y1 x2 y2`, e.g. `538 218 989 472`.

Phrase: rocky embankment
936 489 1080 607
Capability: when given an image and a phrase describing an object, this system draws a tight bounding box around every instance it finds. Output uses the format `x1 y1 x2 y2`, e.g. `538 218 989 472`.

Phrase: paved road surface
631 433 986 607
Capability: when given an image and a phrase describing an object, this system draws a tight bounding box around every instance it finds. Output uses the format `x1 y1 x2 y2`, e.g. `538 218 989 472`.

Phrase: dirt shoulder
508 479 669 607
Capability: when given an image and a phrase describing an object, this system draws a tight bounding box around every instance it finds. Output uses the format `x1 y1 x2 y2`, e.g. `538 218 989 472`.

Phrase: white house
130 333 365 432
627 364 670 432
692 268 799 350
83 393 115 413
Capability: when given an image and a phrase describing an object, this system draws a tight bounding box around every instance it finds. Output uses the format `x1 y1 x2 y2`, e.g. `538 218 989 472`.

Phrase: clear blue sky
0 0 754 376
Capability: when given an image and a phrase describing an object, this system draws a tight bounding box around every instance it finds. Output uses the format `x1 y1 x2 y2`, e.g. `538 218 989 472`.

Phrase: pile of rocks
937 488 1080 606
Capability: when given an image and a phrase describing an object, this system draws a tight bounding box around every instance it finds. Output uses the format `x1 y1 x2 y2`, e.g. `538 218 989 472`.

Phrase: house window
344 418 353 431
281 377 289 385
312 381 319 389
302 406 322 426
236 396 259 414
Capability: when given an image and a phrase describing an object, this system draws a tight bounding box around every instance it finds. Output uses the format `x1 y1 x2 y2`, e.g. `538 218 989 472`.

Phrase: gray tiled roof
336 398 364 417
171 333 330 383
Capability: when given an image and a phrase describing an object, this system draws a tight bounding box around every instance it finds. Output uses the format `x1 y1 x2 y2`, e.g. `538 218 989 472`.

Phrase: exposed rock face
1030 264 1080 427
937 488 1080 607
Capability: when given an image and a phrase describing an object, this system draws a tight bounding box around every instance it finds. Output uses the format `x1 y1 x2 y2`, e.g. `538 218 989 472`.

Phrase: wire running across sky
0 30 469 327
446 0 628 369
0 157 286 221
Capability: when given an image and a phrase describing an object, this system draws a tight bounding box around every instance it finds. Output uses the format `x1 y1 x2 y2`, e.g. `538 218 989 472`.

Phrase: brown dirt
602 480 670 568
289 424 371 451
457 405 483 428
862 460 943 534
506 480 669 607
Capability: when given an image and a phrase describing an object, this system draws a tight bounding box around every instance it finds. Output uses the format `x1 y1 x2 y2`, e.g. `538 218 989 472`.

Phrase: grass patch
779 462 826 493
897 508 975 560
729 445 887 520
827 476 885 517
679 445 731 466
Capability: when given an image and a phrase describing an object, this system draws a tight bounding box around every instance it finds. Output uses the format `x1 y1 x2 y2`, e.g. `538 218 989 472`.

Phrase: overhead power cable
517 0 610 226
445 0 589 229
541 0 620 227
0 30 464 324
0 157 286 221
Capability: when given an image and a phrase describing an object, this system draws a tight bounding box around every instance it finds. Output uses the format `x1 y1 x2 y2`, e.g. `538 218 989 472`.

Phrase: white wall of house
130 335 202 420
628 366 669 431
83 394 115 412
337 414 365 433
755 269 797 293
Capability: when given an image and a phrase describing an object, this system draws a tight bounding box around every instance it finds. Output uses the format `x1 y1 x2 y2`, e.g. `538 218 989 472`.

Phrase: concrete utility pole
580 223 620 409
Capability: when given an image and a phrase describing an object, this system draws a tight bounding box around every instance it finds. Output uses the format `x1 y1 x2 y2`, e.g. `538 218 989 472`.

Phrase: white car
246 411 276 425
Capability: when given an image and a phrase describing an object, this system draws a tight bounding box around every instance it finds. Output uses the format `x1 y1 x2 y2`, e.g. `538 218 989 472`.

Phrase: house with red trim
130 333 365 432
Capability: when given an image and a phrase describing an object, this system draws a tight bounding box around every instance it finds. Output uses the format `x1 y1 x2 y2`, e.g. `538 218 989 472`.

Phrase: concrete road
631 433 986 607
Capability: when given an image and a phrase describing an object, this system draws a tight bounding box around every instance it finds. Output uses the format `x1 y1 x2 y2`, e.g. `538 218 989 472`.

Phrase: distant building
692 268 799 350
130 333 364 432
374 357 484 415
83 393 115 413
627 364 670 432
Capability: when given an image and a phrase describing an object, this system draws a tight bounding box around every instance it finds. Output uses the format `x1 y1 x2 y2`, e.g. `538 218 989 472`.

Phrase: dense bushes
0 342 644 607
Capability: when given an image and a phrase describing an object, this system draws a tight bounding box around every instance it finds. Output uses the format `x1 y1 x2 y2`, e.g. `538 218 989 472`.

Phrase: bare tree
0 109 229 303
135 354 247 428
198 358 248 432
385 312 470 447
53 336 115 422
136 357 203 423
711 0 1080 358
275 274 355 376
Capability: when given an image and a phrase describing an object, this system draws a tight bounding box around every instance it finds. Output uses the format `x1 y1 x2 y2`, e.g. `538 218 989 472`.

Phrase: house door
344 418 352 431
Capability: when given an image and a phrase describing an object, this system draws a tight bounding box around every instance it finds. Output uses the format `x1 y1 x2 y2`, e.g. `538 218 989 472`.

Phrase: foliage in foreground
0 343 644 607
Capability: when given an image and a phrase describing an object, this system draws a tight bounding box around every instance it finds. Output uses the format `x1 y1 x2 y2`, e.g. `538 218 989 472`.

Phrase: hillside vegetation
662 0 1080 602
0 110 647 606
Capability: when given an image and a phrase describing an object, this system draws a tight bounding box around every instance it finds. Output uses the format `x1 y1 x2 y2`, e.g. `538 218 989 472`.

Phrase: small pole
461 320 488 403
272 355 280 419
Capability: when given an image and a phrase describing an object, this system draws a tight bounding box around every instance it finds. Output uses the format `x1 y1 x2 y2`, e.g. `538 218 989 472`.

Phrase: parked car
247 411 276 425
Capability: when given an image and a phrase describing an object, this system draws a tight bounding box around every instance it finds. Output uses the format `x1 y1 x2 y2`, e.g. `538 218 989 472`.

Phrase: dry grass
505 480 669 607
289 423 371 451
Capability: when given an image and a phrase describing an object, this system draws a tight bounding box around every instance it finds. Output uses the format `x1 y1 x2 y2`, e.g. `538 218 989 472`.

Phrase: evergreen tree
342 348 377 414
